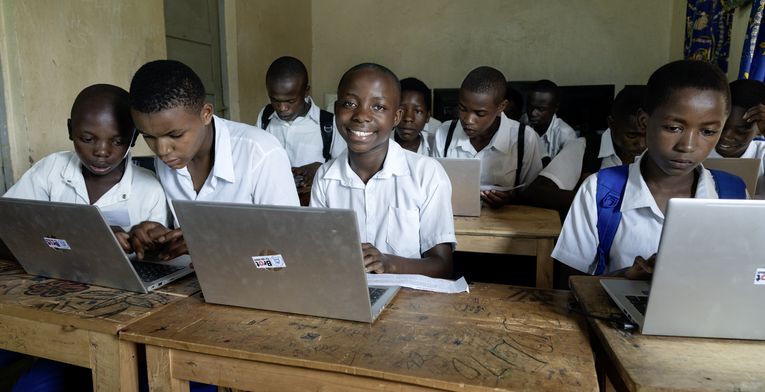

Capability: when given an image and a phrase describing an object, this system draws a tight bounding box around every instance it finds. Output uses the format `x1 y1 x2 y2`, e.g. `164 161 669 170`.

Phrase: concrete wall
0 0 166 180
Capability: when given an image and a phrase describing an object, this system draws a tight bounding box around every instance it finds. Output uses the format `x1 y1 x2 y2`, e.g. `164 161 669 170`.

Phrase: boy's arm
550 174 600 274
362 243 453 279
252 147 300 207
518 176 575 214
3 157 53 200
519 127 544 186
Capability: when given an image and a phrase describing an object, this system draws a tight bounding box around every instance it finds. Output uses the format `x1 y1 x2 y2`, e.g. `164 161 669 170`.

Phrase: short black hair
644 60 730 114
611 86 645 121
460 66 507 103
400 77 431 110
71 84 134 137
130 60 206 113
505 83 523 108
337 63 401 101
729 79 765 110
529 79 560 103
266 56 309 88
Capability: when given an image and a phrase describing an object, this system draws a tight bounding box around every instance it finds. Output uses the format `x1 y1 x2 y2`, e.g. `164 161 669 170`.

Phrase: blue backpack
592 165 746 275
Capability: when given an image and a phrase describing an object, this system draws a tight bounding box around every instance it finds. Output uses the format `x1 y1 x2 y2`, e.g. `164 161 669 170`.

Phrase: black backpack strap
582 132 604 174
516 123 525 187
443 120 458 157
261 104 275 130
319 110 334 162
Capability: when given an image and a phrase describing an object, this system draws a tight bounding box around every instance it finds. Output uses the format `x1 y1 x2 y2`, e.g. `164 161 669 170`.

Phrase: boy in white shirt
128 60 298 260
552 60 744 279
433 66 543 208
708 79 765 197
393 77 435 156
255 56 346 195
520 87 646 216
310 63 456 278
3 84 167 251
524 80 578 165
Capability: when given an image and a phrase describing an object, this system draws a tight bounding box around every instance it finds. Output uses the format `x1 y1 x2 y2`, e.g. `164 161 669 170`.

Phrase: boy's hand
292 162 322 189
625 254 656 280
362 243 388 274
743 104 765 136
128 221 172 260
158 229 187 260
480 189 513 208
110 226 132 253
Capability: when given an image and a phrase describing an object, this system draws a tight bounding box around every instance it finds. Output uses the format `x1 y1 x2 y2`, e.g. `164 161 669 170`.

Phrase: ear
67 119 73 140
392 106 404 128
200 102 214 125
636 108 649 132
496 99 508 117
304 84 311 96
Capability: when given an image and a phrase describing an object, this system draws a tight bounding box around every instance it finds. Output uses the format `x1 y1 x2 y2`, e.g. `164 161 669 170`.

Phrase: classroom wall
0 0 166 181
234 0 312 126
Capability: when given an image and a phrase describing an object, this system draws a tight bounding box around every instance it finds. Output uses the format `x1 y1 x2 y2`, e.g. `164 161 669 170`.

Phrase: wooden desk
121 284 597 391
0 260 200 391
569 276 765 392
454 205 561 288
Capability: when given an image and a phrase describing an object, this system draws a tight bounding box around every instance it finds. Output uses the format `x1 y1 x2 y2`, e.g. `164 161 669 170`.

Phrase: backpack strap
582 132 604 175
443 120 458 157
319 110 334 162
593 165 630 275
516 123 525 187
708 169 747 199
261 104 275 130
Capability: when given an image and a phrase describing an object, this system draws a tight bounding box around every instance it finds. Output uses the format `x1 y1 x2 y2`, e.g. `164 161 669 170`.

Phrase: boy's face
716 105 758 157
132 103 214 170
527 91 558 133
69 106 131 176
457 89 506 140
640 88 727 177
267 76 309 122
396 90 430 143
335 69 402 155
608 114 646 164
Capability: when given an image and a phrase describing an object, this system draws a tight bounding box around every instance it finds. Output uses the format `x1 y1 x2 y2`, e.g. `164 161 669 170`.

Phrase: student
552 60 745 279
520 87 646 216
433 66 543 208
310 63 456 279
255 56 346 192
503 83 524 121
128 60 299 260
707 79 765 197
3 84 167 251
393 77 434 155
524 79 577 165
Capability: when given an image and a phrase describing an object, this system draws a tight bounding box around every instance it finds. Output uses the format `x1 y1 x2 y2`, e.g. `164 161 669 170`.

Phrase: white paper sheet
366 274 469 294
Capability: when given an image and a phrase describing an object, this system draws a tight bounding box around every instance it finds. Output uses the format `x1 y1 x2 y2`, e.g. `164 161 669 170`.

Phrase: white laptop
172 200 400 323
703 157 760 196
601 198 765 340
435 158 481 217
0 198 193 293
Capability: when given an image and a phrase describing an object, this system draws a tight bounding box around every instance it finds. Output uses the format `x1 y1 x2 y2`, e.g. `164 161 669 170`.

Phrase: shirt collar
599 129 618 159
61 152 135 200
322 140 409 188
453 114 513 155
268 96 320 124
210 115 236 183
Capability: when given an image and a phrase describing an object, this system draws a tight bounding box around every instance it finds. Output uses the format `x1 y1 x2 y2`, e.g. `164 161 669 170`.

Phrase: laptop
703 157 760 196
435 158 481 217
0 198 193 293
601 198 765 340
172 200 400 323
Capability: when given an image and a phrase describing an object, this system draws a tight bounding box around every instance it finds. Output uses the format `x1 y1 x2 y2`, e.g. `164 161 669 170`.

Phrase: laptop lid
0 198 191 293
173 200 397 323
703 158 760 196
642 198 765 339
435 158 481 217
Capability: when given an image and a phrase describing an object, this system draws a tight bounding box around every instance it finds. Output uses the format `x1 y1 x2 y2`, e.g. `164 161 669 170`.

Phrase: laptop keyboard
626 295 649 316
369 287 386 305
133 262 184 283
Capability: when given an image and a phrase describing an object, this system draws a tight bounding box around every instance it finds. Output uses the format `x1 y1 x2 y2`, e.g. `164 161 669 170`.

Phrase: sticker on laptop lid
44 237 71 250
755 268 765 285
252 254 286 269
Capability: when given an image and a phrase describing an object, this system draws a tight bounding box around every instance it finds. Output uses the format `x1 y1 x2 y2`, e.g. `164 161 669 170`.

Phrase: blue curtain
739 0 765 80
685 0 735 72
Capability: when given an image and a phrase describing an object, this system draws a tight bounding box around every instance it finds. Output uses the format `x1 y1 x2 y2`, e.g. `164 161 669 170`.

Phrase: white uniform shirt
552 156 721 274
423 117 442 137
391 132 434 156
432 113 543 188
157 115 299 216
310 141 456 258
708 139 765 198
3 151 167 231
537 114 578 160
540 129 623 191
255 96 346 167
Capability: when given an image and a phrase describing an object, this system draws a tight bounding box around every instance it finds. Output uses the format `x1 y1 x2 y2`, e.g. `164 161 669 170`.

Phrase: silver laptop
0 198 193 293
173 200 400 323
435 158 481 217
601 198 765 340
703 157 760 196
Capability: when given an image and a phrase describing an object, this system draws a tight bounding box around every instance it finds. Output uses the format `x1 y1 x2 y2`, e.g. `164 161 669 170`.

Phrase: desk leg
89 333 139 392
146 345 189 392
535 239 554 289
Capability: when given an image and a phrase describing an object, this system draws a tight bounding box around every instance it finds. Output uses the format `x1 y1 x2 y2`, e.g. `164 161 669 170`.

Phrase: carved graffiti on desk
24 280 88 297
20 288 172 319
505 288 556 304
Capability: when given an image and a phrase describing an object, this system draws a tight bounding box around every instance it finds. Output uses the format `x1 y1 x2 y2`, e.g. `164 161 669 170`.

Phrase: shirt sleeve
539 138 587 191
418 161 457 253
431 121 450 158
329 123 347 159
251 146 300 206
551 173 600 273
519 127 544 187
3 158 53 200
254 106 266 129
309 164 329 208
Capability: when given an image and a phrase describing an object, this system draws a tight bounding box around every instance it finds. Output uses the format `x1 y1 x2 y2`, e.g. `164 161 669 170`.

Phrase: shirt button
122 194 127 199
